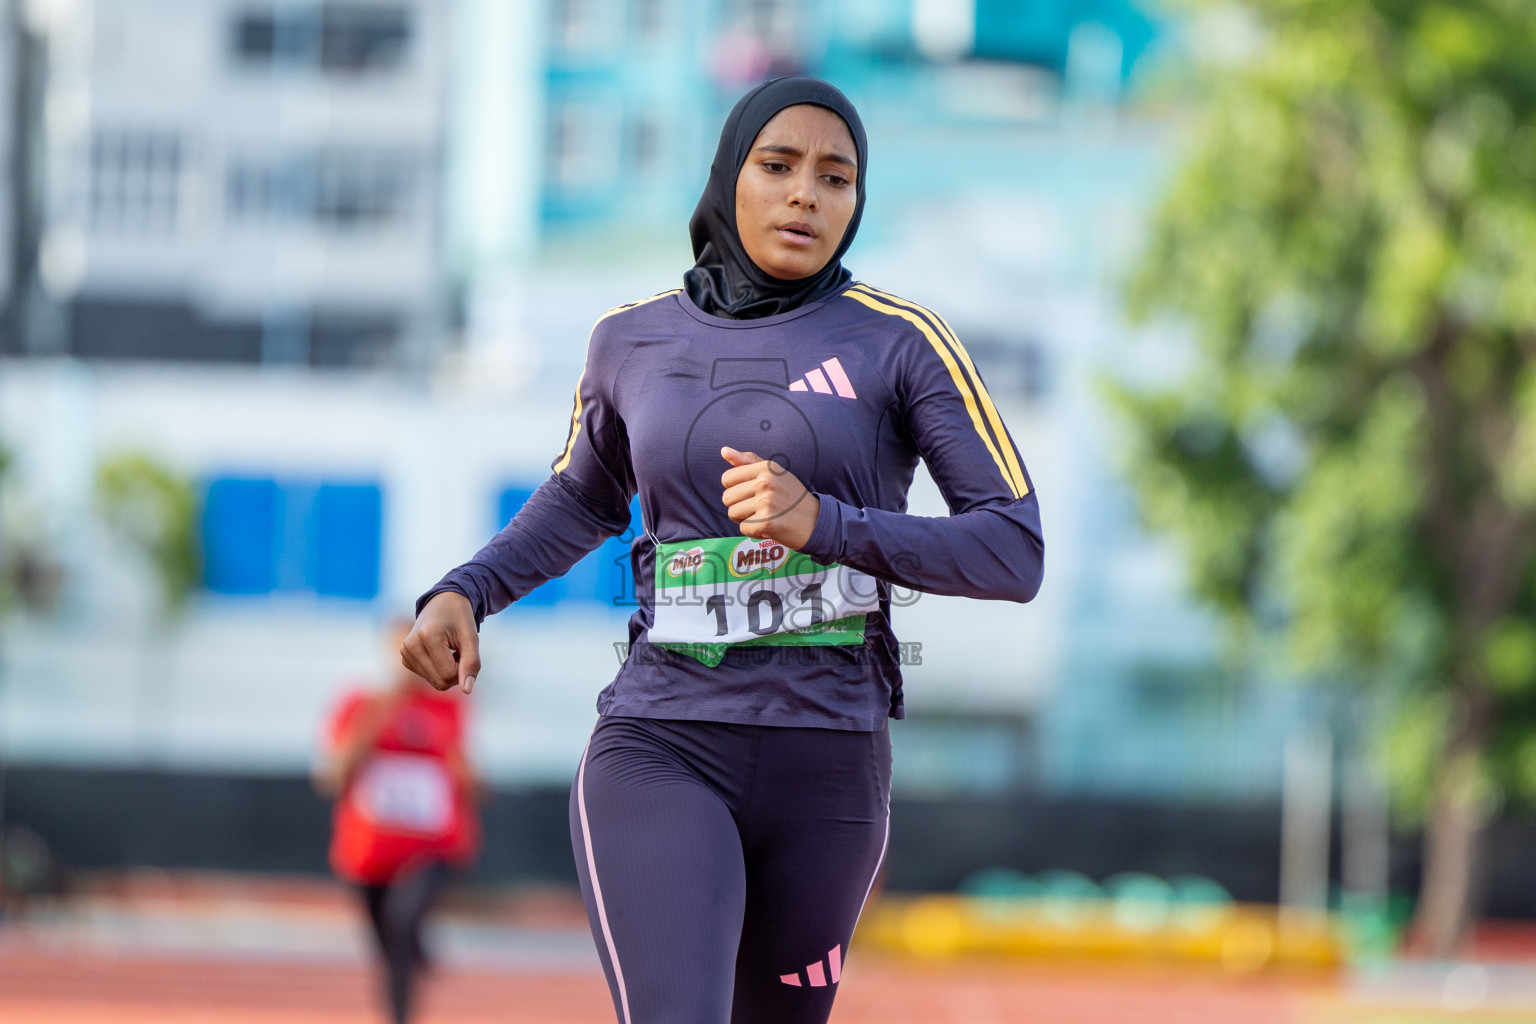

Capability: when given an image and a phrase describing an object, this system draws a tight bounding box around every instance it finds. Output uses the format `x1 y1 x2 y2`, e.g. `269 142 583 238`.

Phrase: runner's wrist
417 582 481 624
799 492 845 562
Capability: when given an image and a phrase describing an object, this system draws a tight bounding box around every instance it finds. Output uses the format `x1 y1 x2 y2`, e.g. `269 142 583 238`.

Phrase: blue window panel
496 486 641 606
309 483 382 599
273 481 315 592
202 475 382 600
203 477 280 594
562 547 603 603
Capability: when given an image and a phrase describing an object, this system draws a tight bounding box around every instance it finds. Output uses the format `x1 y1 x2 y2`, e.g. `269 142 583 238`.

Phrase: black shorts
569 715 891 1024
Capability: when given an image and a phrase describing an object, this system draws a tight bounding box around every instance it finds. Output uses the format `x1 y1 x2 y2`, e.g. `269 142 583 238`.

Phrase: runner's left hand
720 447 820 551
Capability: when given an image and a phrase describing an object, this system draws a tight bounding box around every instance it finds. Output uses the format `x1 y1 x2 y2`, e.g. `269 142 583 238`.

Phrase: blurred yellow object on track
859 894 1343 971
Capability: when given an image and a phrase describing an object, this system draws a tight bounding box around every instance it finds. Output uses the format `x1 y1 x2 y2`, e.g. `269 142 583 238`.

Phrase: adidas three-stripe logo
780 944 843 987
788 357 857 399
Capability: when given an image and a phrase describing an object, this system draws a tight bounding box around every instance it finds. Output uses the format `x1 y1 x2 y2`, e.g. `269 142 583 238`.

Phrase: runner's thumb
456 629 481 695
721 446 761 467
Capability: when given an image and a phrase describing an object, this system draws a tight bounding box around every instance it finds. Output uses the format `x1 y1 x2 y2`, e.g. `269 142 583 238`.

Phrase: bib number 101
701 582 832 637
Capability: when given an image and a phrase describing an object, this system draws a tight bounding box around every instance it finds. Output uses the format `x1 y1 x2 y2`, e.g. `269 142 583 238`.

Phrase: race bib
353 753 454 836
648 536 880 666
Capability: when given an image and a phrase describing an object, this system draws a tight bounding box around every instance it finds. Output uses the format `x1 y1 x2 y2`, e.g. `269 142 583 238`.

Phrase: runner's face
735 105 857 281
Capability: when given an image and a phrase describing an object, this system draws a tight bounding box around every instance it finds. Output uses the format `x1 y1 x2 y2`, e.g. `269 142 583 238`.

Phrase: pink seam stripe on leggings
578 742 633 1024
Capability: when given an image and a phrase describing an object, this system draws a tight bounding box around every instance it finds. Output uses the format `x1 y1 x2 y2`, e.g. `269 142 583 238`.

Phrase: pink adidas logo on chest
789 357 857 399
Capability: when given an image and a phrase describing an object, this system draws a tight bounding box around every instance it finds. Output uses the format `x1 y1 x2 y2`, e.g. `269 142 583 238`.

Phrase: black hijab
683 77 867 320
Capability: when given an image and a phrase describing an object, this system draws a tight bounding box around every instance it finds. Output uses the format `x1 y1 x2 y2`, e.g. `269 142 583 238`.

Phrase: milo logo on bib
666 546 706 577
649 535 881 667
729 538 788 577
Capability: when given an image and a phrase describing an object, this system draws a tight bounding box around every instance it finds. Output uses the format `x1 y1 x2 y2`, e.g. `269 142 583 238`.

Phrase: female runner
402 76 1043 1024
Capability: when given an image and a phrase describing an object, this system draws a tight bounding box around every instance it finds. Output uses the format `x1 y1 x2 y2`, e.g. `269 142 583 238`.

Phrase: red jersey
326 686 481 884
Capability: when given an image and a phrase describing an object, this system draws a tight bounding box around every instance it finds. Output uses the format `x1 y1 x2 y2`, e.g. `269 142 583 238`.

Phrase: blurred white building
23 0 449 369
0 358 618 780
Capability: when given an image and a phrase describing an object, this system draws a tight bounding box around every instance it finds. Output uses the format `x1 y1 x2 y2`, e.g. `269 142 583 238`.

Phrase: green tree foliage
95 452 200 618
1118 0 1536 952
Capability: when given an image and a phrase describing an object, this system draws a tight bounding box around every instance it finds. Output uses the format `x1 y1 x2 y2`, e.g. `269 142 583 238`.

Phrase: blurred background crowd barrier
0 0 1532 995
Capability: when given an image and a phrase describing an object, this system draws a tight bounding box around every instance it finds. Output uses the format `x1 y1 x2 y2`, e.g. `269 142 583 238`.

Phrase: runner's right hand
402 592 480 694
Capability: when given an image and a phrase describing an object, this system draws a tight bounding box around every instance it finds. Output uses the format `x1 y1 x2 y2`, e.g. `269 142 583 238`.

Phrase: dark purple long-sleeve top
420 281 1044 730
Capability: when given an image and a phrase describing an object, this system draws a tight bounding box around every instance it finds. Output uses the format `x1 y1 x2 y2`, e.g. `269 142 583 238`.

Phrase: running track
0 948 1332 1024
2 873 1530 1023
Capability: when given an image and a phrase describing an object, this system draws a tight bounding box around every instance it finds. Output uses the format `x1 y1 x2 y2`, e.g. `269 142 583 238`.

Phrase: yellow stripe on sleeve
554 289 681 475
552 368 587 473
844 286 1022 499
855 285 1030 498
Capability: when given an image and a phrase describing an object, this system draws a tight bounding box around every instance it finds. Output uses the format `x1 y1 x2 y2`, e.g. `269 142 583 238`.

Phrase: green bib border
654 612 867 667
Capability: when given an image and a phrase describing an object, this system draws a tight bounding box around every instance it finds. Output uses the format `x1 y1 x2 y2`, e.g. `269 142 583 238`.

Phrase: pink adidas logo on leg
789 358 857 399
779 944 843 987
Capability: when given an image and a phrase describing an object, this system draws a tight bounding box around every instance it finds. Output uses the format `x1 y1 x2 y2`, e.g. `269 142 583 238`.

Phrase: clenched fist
401 591 480 694
720 446 820 551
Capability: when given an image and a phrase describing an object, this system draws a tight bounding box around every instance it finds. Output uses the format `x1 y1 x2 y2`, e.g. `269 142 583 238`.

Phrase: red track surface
0 946 1328 1024
4 874 1532 1023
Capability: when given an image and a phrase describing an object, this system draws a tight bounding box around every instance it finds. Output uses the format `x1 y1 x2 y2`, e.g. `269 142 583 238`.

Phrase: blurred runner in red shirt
316 618 481 1024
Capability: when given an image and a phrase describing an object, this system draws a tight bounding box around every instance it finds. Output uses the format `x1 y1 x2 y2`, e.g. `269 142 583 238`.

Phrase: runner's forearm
799 493 1043 602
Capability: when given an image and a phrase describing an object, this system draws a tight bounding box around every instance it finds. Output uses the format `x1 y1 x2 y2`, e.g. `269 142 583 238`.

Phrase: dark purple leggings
569 716 891 1024
358 859 449 1024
